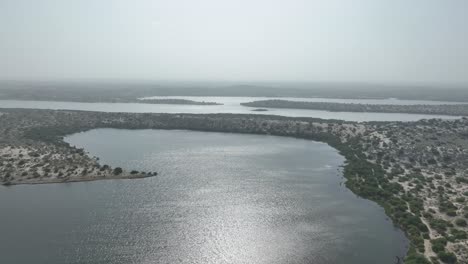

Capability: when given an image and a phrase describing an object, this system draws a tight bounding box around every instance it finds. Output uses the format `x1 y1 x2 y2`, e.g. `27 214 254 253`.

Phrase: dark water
0 129 407 264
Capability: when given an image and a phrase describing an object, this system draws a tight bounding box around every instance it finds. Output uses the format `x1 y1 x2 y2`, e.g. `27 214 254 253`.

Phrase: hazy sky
1 0 468 84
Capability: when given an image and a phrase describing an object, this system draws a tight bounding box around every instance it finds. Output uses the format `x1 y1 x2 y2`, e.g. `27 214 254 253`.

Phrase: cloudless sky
1 0 467 84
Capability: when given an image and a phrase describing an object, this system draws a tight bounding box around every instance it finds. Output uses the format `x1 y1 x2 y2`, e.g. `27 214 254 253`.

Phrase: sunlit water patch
0 129 407 264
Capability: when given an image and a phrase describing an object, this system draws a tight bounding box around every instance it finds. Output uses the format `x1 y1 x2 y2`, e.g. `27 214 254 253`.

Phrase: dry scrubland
0 108 467 263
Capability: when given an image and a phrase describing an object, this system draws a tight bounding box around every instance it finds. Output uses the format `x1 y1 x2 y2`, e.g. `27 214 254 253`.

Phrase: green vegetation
439 198 458 217
437 251 457 264
113 167 123 175
327 139 429 262
455 218 467 227
241 100 468 116
429 218 452 235
405 252 431 264
449 228 467 241
431 237 447 254
455 177 468 184
6 109 468 262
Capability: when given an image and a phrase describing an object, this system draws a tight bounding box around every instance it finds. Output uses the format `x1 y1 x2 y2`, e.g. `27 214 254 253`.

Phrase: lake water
0 96 463 121
0 129 407 263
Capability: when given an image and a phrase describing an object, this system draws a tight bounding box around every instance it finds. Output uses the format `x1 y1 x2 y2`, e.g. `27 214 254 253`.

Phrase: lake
0 96 463 121
0 129 407 263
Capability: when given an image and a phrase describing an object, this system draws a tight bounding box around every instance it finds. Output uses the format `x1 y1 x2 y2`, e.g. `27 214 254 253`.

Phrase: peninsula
137 98 221 105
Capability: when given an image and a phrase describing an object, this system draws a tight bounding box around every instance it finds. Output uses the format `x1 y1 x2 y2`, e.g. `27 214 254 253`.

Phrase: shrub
446 209 457 217
455 218 467 227
429 218 452 234
437 251 457 264
405 247 431 264
431 238 447 253
455 176 468 184
450 228 467 240
113 167 123 175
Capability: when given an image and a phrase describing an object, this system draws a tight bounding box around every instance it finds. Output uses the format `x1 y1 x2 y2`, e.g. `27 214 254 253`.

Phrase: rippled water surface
0 129 407 264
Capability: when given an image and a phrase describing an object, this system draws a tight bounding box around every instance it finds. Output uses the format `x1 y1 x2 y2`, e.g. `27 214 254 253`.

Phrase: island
0 108 467 263
241 99 468 116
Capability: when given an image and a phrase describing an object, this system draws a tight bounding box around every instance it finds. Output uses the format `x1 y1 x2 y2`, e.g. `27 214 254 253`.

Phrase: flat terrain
0 108 467 263
2 81 468 102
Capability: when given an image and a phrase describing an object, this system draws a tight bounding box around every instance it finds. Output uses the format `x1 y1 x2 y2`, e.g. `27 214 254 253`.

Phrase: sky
1 0 468 84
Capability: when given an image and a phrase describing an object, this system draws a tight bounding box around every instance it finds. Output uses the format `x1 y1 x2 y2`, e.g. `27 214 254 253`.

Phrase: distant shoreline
2 82 468 103
242 99 468 116
137 98 221 105
0 97 222 105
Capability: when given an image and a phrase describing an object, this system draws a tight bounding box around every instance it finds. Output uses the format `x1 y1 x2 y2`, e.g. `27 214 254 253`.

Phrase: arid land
0 108 467 263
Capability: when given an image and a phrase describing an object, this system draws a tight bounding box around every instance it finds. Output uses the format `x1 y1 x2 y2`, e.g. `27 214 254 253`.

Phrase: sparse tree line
242 100 468 116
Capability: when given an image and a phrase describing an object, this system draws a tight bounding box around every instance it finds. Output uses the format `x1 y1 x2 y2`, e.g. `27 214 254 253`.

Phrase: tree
113 167 123 175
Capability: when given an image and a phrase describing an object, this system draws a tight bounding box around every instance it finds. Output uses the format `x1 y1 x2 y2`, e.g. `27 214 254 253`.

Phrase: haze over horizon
1 0 468 85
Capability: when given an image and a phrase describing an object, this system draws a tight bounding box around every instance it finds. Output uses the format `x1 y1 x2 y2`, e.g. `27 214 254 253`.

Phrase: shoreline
1 108 467 263
3 172 154 186
3 82 468 103
241 99 468 117
64 127 410 263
